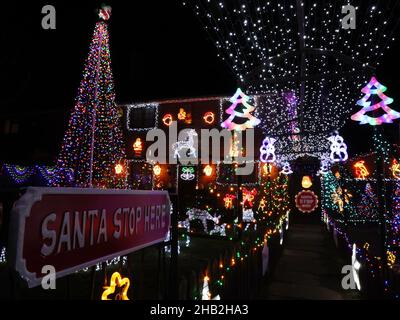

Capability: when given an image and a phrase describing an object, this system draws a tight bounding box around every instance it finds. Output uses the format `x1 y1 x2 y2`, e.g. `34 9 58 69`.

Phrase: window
126 104 159 132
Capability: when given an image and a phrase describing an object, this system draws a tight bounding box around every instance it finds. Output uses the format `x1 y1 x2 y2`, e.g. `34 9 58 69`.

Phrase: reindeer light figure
187 208 221 233
172 129 198 159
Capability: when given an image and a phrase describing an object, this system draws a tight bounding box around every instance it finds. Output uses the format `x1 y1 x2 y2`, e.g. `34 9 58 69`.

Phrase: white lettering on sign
41 205 168 257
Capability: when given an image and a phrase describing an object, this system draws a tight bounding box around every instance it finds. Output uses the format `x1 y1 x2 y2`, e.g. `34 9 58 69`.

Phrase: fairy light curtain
183 0 400 161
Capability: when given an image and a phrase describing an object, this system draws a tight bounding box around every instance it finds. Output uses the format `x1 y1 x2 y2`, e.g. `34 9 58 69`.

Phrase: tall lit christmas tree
55 6 127 189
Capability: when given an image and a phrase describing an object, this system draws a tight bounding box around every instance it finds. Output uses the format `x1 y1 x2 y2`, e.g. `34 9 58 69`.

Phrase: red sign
295 190 319 213
9 188 171 288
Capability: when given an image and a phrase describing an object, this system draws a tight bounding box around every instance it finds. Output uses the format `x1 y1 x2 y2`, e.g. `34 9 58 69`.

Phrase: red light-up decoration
354 161 370 180
162 114 174 127
224 194 236 209
391 160 400 180
243 188 257 207
178 108 187 121
203 112 216 125
133 138 143 157
115 164 124 175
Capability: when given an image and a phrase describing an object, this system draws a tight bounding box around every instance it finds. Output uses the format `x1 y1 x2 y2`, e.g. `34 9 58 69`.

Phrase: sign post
9 188 171 288
295 190 319 214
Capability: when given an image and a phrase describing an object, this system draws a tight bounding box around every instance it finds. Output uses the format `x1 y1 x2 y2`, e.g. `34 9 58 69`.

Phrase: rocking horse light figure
172 129 198 159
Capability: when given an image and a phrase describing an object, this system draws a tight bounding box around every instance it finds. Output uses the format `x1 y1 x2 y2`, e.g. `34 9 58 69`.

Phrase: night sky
1 1 400 163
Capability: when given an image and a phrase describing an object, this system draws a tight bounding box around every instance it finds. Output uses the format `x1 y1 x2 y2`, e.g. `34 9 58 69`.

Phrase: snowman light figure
260 137 277 163
328 133 348 163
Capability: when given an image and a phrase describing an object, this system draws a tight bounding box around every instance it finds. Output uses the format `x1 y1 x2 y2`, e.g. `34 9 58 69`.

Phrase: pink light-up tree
221 88 261 132
351 77 400 126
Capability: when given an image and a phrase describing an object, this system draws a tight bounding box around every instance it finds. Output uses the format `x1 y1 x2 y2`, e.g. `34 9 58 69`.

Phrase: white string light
183 0 400 161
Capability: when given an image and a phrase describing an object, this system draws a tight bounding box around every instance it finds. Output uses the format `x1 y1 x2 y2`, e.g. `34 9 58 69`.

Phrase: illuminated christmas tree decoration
260 137 277 163
391 160 400 180
203 112 215 125
328 134 348 163
54 10 126 189
221 88 261 132
224 194 236 209
351 77 400 126
203 165 213 177
302 176 313 189
354 161 370 180
101 272 130 301
133 138 143 157
162 114 174 126
178 108 187 121
280 162 293 175
357 184 378 220
181 167 195 181
153 165 162 177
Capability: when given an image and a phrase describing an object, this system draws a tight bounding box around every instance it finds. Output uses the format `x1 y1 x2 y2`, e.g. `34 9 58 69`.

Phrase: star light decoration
183 1 400 162
101 272 130 301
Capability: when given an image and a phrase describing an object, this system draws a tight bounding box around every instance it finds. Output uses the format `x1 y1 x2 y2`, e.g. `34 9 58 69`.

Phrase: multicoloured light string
55 14 126 189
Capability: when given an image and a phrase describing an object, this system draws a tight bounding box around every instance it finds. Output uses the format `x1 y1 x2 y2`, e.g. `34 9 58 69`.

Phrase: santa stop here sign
295 190 319 213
